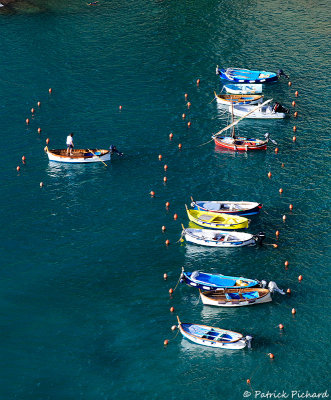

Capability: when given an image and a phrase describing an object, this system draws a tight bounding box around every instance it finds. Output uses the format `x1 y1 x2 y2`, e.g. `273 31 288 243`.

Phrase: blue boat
216 66 287 83
180 268 260 291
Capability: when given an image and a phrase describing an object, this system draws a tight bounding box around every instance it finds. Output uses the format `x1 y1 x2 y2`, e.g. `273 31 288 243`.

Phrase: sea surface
0 1 330 399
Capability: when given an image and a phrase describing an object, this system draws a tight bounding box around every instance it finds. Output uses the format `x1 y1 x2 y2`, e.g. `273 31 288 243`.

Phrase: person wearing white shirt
66 133 74 155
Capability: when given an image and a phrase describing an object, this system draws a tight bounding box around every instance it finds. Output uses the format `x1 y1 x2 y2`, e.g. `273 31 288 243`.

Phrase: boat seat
199 215 214 221
242 291 259 299
225 293 241 300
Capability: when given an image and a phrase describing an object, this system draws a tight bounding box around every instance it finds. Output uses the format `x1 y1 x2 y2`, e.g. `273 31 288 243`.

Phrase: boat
216 66 288 83
180 268 260 290
223 83 263 94
182 227 265 247
190 198 262 216
185 205 249 230
214 92 263 105
231 102 289 119
212 99 277 151
177 316 252 349
200 287 271 307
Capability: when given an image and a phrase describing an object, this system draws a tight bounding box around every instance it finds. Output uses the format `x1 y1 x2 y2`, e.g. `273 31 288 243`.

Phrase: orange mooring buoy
165 201 170 208
278 324 284 330
40 182 44 188
268 171 272 178
284 260 289 267
26 118 30 125
287 288 291 295
158 154 162 160
298 275 303 281
182 113 186 119
46 138 50 145
268 353 275 360
292 308 296 315
274 147 279 154
169 288 173 295
292 101 296 107
282 215 287 221
178 143 182 149
246 379 251 385
279 188 283 194
119 105 122 110
171 325 177 331
16 166 20 172
163 273 168 280
164 339 169 346
289 204 293 211
173 213 178 220
31 108 35 114
164 164 168 171
275 230 280 237
150 191 155 197
288 81 292 87
293 126 297 132
169 132 173 140
163 176 167 183
22 156 26 162
165 239 170 246
196 79 200 86
294 111 298 118
48 88 52 94
37 128 42 134
187 121 191 127
37 101 41 107
187 102 191 108
170 306 174 312
162 226 166 232
184 93 188 99
273 244 278 249
295 91 299 97
293 136 297 142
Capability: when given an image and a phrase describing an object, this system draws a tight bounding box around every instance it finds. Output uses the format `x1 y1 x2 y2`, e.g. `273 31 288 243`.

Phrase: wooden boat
191 198 262 216
212 99 277 151
182 227 265 247
232 103 289 119
45 148 111 164
177 316 252 349
185 205 249 230
200 287 272 307
216 66 288 83
224 83 263 94
214 92 263 105
180 268 260 290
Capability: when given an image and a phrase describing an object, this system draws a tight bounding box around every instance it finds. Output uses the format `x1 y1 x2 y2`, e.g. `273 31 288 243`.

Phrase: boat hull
232 105 287 119
178 322 247 349
215 93 263 105
213 136 267 151
181 270 260 291
191 201 262 216
224 84 263 94
183 228 257 247
46 149 111 163
186 208 249 230
219 68 278 83
200 288 272 307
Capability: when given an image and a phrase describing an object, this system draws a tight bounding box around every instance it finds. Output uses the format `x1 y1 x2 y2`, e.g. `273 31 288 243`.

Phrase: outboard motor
254 232 266 245
245 335 253 349
264 132 277 145
260 280 268 289
273 102 290 114
268 281 285 295
276 69 289 79
109 145 123 156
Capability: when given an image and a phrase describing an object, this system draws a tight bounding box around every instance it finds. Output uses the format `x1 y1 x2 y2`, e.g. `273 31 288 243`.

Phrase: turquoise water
1 1 330 399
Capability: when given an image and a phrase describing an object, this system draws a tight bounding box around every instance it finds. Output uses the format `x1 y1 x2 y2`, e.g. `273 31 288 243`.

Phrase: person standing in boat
66 133 74 156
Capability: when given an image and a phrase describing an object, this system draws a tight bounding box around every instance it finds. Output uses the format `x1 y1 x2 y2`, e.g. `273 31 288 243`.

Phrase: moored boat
214 92 263 105
200 287 272 307
231 102 289 119
180 268 260 290
224 83 263 94
216 66 288 83
191 199 262 216
185 205 249 230
45 148 111 164
177 316 252 349
182 227 265 248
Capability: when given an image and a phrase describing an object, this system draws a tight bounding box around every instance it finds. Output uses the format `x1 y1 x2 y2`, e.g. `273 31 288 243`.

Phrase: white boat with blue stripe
177 316 252 349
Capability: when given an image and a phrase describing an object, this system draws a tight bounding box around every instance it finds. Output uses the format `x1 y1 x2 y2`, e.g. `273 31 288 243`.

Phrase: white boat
182 227 265 248
177 316 252 349
45 148 111 164
231 103 289 119
200 287 272 307
224 84 263 94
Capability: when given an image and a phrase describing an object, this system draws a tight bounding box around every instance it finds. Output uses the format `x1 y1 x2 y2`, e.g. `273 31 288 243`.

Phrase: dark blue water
1 1 330 399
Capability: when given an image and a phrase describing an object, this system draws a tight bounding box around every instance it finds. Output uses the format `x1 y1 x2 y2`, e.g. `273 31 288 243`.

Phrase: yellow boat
185 205 249 230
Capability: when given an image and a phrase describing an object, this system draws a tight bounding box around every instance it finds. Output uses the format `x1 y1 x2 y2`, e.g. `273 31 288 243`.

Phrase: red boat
213 136 268 151
212 99 275 151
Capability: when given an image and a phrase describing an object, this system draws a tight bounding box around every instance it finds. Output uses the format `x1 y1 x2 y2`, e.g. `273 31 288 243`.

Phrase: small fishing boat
182 227 265 247
185 205 249 230
200 287 272 307
212 99 277 151
191 198 262 216
214 92 263 105
177 316 252 349
216 66 288 83
231 102 289 119
180 268 260 290
223 84 263 94
45 148 111 164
